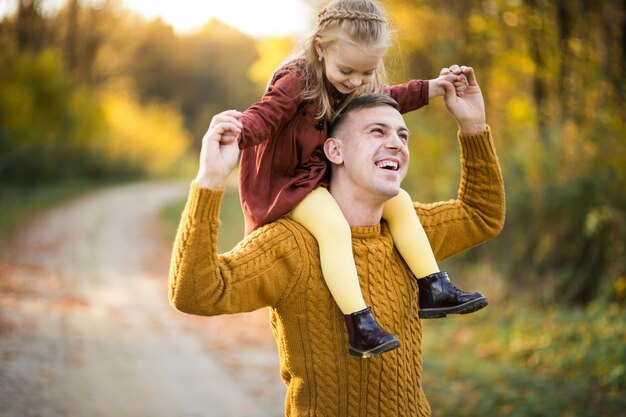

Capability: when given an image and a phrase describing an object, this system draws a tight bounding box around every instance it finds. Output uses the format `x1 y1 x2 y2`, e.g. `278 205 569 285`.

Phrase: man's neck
329 183 386 227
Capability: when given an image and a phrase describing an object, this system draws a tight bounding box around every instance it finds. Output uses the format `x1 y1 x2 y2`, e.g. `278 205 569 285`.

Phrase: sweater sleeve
416 126 506 260
238 63 306 149
168 183 306 316
383 80 429 114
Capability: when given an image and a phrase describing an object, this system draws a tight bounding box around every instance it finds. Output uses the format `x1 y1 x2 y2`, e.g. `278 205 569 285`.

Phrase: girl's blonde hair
301 0 391 122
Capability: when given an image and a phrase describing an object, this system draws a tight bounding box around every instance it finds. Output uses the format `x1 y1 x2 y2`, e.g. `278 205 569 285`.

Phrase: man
169 66 504 416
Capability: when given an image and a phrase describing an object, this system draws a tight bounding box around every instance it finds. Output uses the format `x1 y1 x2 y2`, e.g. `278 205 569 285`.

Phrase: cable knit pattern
169 128 505 416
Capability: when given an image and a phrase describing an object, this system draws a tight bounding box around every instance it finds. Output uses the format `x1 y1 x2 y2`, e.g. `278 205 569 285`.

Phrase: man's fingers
211 114 243 127
202 121 241 149
453 81 466 97
210 110 243 129
213 122 241 140
438 79 456 101
217 109 243 119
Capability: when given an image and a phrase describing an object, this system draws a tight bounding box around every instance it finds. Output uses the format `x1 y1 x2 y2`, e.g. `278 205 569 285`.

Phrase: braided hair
318 7 386 25
301 0 391 122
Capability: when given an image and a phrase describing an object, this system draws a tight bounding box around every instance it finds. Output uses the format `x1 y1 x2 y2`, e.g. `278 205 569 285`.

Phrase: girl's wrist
427 79 441 98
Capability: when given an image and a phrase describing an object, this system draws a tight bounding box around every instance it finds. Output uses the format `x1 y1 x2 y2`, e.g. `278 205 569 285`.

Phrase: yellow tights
289 187 439 314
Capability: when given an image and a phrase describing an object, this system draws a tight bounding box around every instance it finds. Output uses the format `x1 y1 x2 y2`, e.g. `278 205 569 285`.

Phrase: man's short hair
329 93 401 137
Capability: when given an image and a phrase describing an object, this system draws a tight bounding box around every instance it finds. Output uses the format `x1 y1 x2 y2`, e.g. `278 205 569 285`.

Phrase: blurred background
1 0 624 416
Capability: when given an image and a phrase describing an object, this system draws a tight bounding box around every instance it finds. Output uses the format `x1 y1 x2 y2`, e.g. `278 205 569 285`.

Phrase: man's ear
324 137 343 164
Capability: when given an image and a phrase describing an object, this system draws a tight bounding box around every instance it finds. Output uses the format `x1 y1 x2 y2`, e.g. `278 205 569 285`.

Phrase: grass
422 302 626 417
160 186 245 253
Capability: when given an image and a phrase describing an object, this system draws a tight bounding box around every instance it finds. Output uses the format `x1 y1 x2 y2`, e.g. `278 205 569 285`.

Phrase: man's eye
372 128 384 135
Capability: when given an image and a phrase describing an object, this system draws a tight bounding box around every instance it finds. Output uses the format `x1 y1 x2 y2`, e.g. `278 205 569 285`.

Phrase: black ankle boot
417 271 488 319
343 307 400 358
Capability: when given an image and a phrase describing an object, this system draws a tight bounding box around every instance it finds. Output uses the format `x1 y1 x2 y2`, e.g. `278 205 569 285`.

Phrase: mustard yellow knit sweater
169 128 505 417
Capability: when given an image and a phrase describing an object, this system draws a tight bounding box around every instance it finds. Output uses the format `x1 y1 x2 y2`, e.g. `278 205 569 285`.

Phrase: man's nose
385 133 405 149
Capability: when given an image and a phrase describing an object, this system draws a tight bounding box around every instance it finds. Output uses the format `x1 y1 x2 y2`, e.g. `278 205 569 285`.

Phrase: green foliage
99 88 191 177
0 0 262 186
423 303 626 417
123 18 260 138
0 49 112 185
0 48 192 186
381 0 626 307
161 185 244 254
498 163 626 306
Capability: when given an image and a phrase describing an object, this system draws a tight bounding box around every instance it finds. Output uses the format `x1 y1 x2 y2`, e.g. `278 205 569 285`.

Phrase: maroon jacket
239 58 429 234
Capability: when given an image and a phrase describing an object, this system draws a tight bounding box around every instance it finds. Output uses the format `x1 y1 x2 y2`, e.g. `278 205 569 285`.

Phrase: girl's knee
396 188 411 202
317 214 351 237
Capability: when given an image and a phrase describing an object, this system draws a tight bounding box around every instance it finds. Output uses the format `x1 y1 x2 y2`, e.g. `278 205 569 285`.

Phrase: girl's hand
429 64 468 98
439 64 468 97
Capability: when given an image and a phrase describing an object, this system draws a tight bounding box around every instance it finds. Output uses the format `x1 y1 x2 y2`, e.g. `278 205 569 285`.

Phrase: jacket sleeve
239 65 306 149
416 126 506 261
168 183 305 316
383 80 430 114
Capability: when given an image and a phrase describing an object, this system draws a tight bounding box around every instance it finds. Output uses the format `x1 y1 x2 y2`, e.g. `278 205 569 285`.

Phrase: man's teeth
376 160 398 170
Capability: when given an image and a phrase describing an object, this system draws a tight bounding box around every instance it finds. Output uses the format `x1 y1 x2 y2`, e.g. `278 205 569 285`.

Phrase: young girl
237 0 487 358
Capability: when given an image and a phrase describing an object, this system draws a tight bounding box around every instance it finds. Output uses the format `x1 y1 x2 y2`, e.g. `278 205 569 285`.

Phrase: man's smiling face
329 104 410 203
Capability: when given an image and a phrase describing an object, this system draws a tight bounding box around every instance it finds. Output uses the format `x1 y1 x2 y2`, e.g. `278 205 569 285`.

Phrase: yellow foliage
100 90 190 176
2 81 35 146
386 3 438 51
616 277 626 300
468 15 487 33
506 97 535 122
248 36 295 90
502 11 520 27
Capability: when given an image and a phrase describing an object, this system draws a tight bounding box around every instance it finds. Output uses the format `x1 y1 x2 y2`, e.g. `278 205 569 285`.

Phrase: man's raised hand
439 66 486 135
195 110 243 189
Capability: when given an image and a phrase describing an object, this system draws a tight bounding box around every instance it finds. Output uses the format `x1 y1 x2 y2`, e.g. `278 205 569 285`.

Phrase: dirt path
0 180 285 417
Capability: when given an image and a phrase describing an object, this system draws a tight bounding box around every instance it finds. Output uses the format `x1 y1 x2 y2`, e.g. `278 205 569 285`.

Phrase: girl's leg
383 189 488 319
289 187 366 314
290 187 399 358
382 189 439 277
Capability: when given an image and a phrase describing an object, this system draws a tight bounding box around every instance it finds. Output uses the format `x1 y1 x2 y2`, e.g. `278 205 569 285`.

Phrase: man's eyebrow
363 122 410 136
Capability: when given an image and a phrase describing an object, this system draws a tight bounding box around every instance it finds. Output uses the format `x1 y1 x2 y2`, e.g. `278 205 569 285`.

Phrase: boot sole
419 297 488 319
349 339 401 359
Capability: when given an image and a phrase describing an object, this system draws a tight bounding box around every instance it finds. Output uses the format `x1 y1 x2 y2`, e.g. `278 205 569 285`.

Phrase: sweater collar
349 223 382 238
